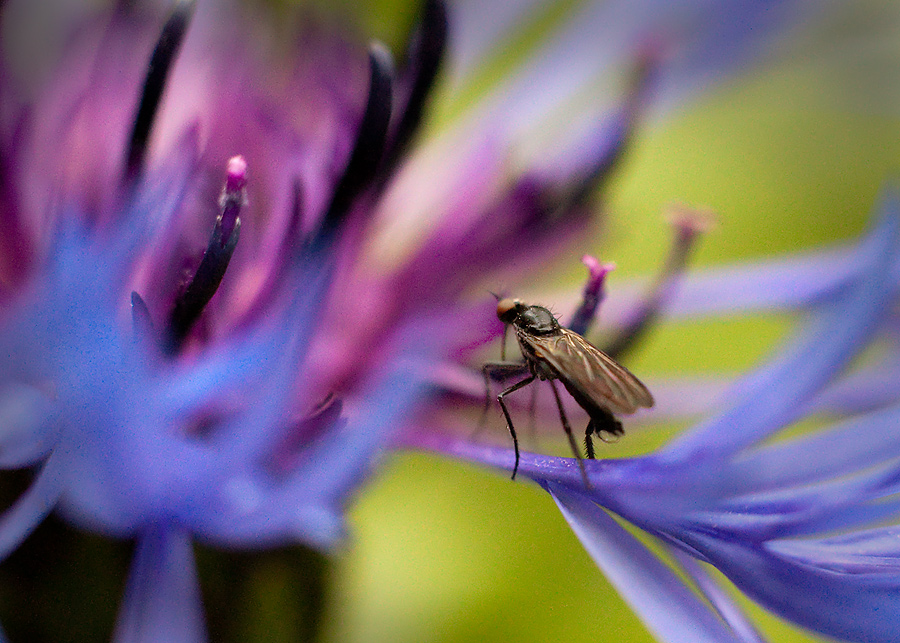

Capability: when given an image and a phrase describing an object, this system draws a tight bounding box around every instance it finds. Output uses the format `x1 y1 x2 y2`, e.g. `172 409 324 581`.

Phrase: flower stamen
164 156 246 353
569 255 616 336
603 204 716 359
122 0 195 188
307 43 394 251
378 0 447 181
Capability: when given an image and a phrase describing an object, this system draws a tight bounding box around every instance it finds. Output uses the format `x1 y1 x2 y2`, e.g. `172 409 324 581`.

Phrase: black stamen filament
122 0 195 187
164 160 246 354
378 0 447 181
306 43 394 251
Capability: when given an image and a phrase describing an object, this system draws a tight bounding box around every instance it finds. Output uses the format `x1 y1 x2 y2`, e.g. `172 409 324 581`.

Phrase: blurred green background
3 0 900 641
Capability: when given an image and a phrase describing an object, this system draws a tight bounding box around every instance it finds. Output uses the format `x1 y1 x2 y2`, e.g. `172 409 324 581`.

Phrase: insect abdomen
561 380 624 436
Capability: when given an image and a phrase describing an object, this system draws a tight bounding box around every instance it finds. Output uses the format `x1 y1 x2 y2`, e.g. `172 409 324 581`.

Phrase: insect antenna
500 322 509 361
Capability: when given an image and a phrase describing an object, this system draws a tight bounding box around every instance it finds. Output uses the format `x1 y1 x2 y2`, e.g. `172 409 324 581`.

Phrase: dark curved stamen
164 156 247 354
602 206 715 359
288 177 305 244
0 114 32 287
307 43 394 251
378 0 447 181
122 0 195 187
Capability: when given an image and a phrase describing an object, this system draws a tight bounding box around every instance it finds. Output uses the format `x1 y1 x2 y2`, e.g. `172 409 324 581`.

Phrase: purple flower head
0 0 861 640
0 0 455 638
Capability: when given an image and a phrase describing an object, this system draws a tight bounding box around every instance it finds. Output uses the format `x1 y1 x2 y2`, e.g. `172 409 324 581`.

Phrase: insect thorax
516 305 559 334
516 332 559 381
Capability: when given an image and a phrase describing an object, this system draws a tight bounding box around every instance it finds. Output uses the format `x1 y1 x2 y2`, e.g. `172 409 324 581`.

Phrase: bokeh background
2 0 900 641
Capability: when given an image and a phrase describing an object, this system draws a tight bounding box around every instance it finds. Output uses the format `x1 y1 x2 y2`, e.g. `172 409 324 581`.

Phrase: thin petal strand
0 454 62 562
113 525 206 643
549 484 746 643
662 197 900 461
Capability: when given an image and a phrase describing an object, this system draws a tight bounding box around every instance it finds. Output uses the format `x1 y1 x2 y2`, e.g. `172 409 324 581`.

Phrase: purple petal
549 484 748 643
113 525 206 643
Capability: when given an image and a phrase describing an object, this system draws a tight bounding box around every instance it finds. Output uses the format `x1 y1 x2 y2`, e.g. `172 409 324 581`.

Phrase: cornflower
0 0 874 641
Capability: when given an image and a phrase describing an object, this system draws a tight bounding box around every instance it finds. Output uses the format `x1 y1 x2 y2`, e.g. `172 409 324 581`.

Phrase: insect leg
481 361 529 424
497 374 536 480
584 419 596 459
527 381 538 440
591 406 624 440
548 380 590 488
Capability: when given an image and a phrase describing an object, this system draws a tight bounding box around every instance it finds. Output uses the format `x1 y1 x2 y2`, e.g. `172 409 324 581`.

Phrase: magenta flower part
0 0 867 640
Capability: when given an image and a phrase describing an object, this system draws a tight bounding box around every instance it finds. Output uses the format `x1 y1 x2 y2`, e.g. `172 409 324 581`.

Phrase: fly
483 298 654 486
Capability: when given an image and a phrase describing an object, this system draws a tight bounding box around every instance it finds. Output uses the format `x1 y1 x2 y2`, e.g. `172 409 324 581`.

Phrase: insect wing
521 328 654 414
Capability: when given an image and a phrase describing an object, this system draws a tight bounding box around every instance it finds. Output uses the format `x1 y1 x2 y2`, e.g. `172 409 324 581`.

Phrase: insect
483 298 654 485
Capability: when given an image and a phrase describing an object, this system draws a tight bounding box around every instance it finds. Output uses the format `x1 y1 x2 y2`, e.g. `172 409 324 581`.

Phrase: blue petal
671 550 766 643
604 243 862 321
288 329 438 505
681 530 900 643
189 328 438 550
768 525 900 575
470 0 823 141
727 401 900 493
807 359 900 415
688 460 900 539
113 525 206 643
549 484 750 643
660 195 900 462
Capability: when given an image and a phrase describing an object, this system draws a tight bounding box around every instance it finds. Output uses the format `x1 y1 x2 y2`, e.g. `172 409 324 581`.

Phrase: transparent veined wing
520 328 654 415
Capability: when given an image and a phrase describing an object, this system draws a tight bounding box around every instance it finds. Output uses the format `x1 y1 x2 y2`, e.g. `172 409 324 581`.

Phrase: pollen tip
581 255 616 284
226 155 248 192
664 204 718 240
